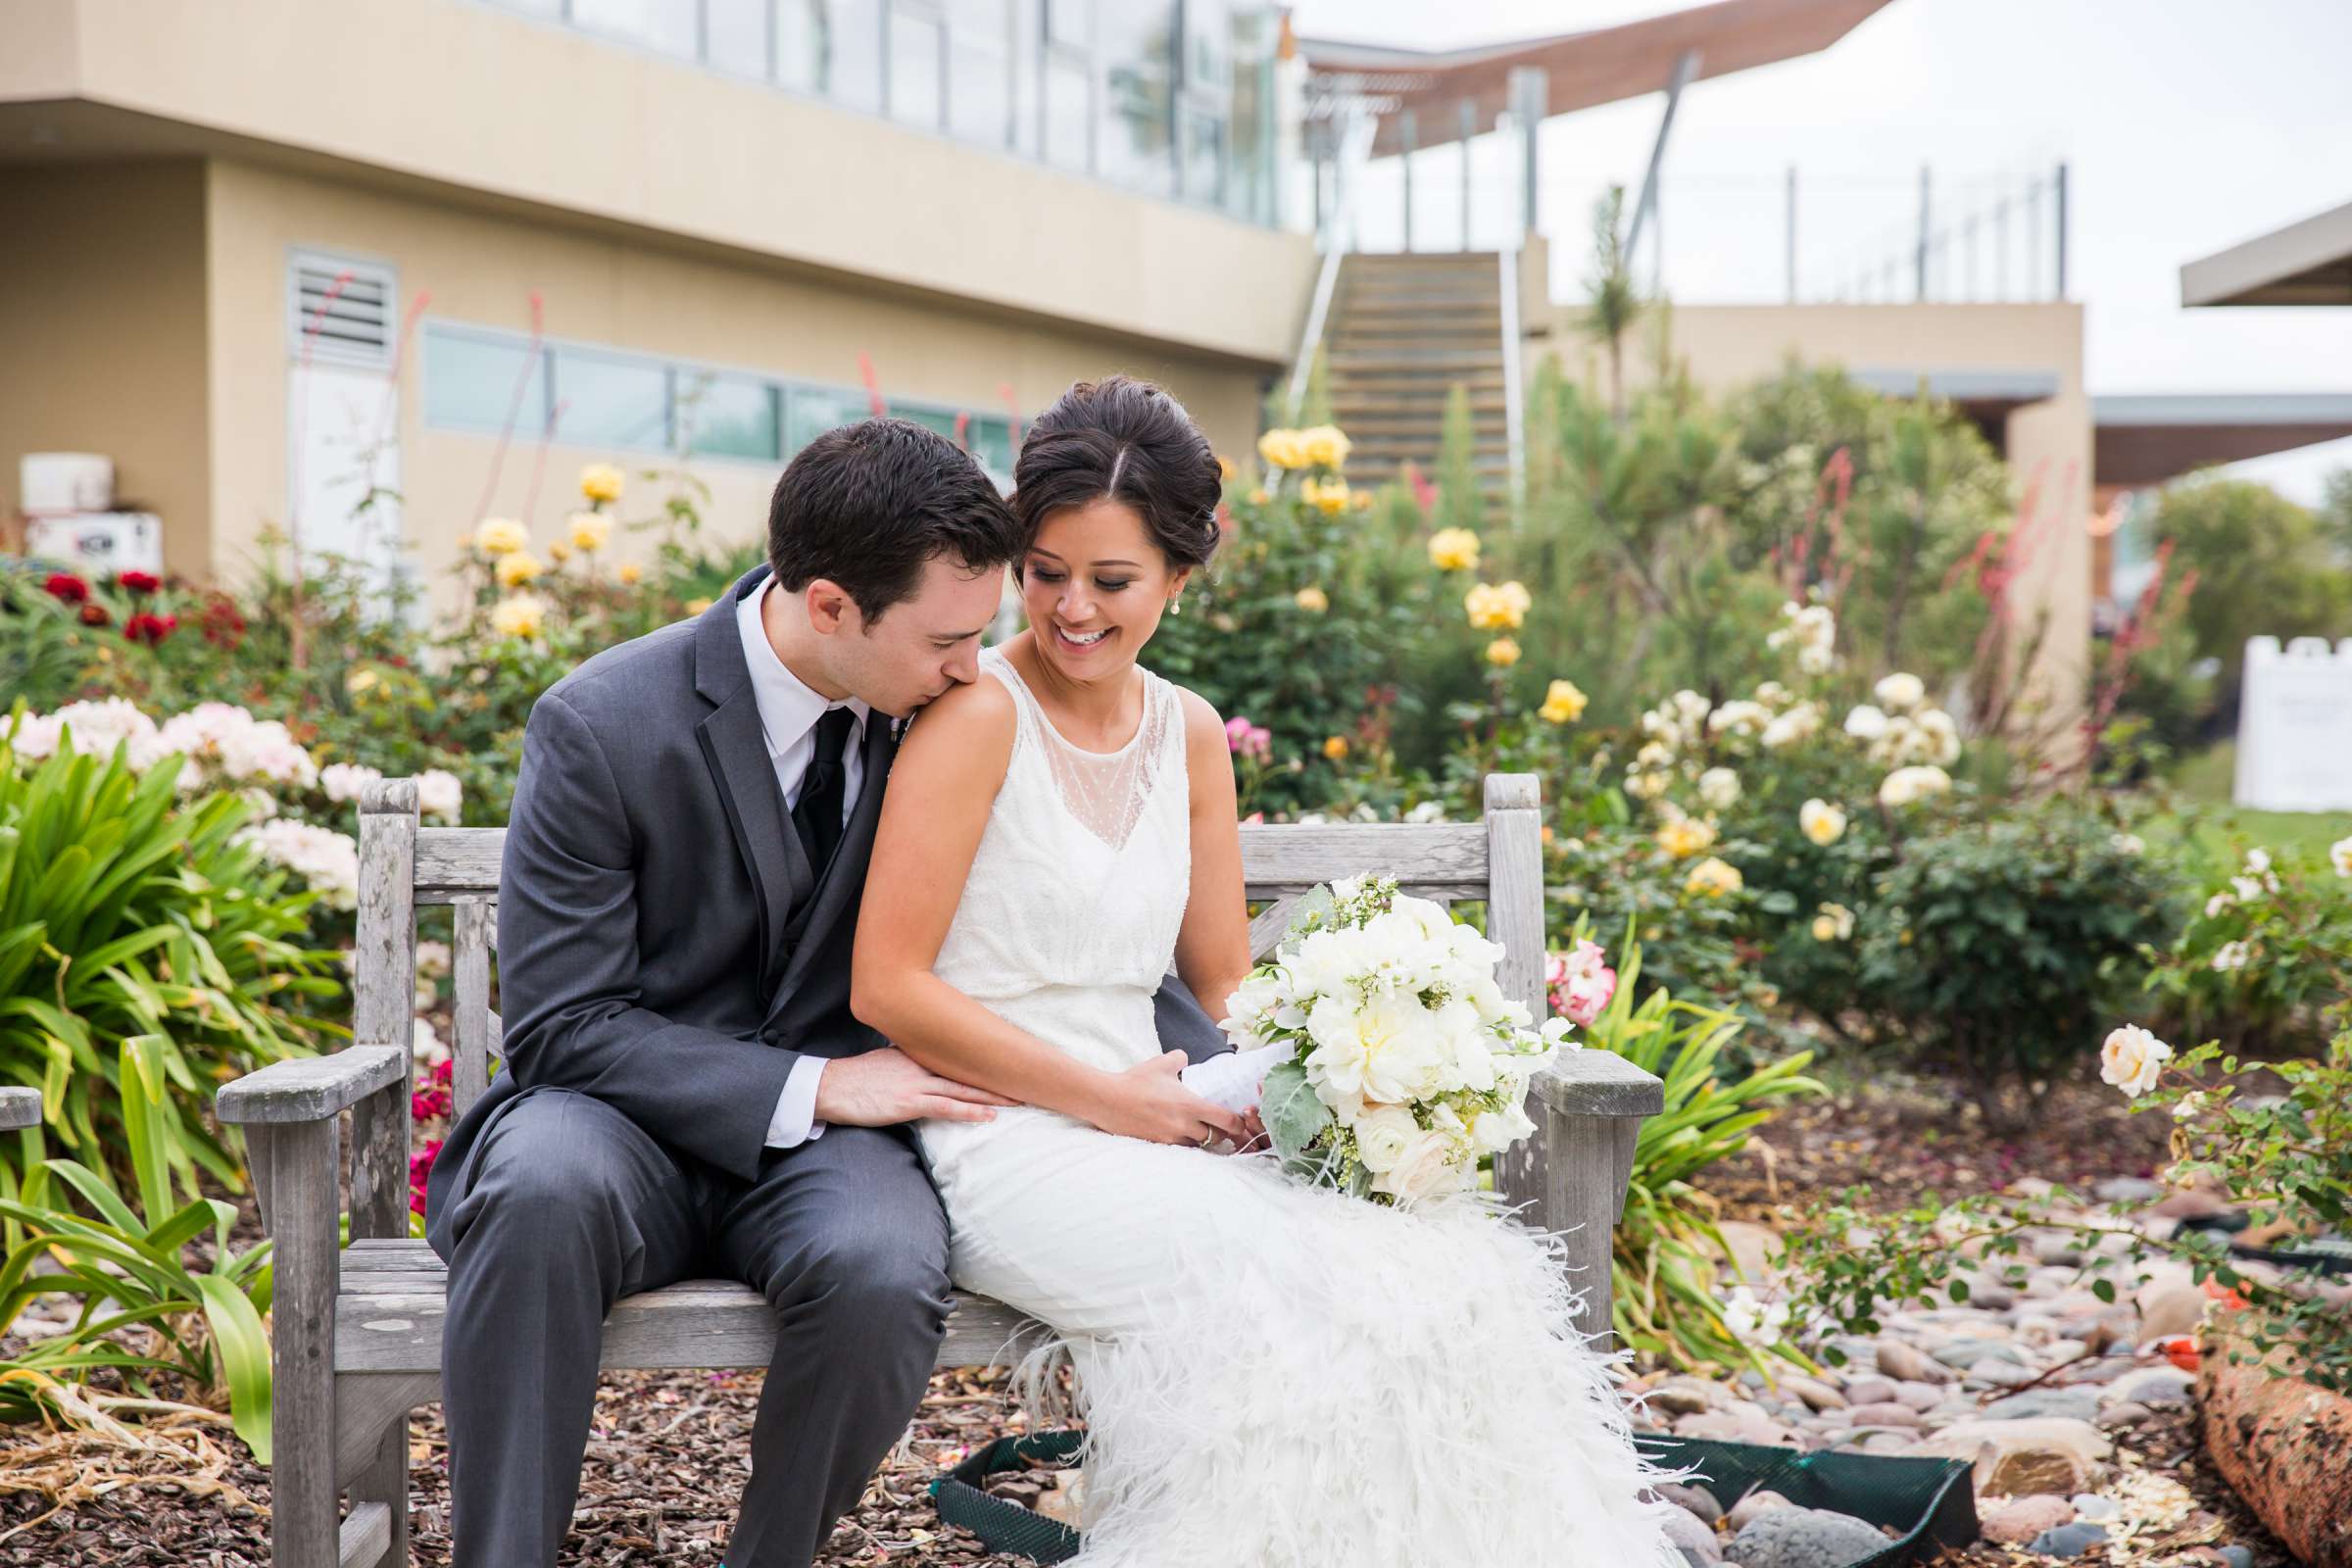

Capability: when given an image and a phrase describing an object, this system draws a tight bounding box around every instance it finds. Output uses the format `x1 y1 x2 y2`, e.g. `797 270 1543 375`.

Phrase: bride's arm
1170 689 1255 1026
851 677 1249 1147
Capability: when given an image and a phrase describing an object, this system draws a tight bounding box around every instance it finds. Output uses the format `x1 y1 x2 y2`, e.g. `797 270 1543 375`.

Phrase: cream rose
2098 1024 2172 1096
1799 798 1846 847
1352 1104 1422 1174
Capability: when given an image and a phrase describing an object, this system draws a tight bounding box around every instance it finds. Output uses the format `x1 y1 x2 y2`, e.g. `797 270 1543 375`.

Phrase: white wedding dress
919 648 1680 1567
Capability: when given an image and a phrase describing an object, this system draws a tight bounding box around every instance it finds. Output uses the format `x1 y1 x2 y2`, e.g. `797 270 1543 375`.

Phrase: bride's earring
1169 595 1183 616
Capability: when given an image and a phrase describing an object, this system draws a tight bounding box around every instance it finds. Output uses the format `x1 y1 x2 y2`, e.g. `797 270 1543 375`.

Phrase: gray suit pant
432 1087 951 1568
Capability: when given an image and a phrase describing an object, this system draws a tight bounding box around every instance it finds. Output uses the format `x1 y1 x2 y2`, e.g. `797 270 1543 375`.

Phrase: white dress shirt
738 581 871 1150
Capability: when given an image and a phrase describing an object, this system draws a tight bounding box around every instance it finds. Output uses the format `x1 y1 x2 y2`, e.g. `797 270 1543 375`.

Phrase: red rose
122 611 178 647
200 597 247 649
78 603 111 627
43 572 90 604
117 570 162 595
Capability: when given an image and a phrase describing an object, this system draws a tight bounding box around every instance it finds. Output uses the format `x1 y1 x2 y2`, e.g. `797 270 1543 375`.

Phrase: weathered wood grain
217 1047 405 1125
0 1088 41 1131
451 898 494 1119
251 1117 342 1568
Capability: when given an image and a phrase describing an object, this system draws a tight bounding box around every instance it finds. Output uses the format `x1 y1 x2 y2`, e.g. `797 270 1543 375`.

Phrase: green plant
1576 932 1823 1373
1855 804 2180 1119
0 1038 276 1457
0 722 340 1206
2144 842 2352 1054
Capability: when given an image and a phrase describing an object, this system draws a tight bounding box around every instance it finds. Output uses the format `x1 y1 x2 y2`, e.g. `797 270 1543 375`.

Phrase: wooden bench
216 772 1664 1568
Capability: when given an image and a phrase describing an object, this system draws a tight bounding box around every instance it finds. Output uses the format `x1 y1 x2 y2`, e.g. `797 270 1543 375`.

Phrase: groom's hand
814 1048 1016 1126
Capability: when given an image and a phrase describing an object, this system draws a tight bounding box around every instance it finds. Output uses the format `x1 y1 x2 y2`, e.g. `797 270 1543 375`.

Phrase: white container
21 453 115 515
24 512 164 578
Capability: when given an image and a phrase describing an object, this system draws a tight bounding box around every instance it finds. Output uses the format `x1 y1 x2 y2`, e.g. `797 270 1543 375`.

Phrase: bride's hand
1097 1051 1250 1148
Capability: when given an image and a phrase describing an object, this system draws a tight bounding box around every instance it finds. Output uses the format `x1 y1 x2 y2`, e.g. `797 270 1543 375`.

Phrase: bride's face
1020 498 1189 684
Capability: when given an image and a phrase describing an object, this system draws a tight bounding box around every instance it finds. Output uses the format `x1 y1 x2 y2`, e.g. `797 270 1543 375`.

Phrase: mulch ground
0 1069 2285 1565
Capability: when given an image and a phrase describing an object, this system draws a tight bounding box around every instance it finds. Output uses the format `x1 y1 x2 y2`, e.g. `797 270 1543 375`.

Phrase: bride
851 376 1679 1565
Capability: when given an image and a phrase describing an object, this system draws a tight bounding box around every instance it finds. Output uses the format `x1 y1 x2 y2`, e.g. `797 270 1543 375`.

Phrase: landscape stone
1980 1494 2077 1544
1731 1507 1891 1568
1844 1401 1924 1428
1981 1388 2102 1422
1874 1342 1953 1384
2102 1366 2196 1408
1892 1381 1945 1411
2217 1545 2251 1568
1856 1432 1918 1455
2028 1521 2112 1557
1663 1505 1725 1562
1779 1374 1848 1412
2095 1400 2155 1430
1965 1361 2043 1389
1652 1483 1725 1525
2070 1494 2120 1522
1647 1376 1732 1415
1932 1338 2024 1369
1727 1491 1794 1532
1841 1376 1897 1407
2135 1284 2209 1343
1910 1416 2112 1494
2096 1177 2167 1205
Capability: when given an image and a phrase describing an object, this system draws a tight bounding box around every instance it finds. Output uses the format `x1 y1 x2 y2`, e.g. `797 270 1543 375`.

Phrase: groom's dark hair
767 417 1019 624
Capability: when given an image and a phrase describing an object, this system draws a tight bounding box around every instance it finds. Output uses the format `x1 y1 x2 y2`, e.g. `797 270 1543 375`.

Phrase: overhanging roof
1298 0 1896 158
2180 197 2352 307
2093 393 2352 487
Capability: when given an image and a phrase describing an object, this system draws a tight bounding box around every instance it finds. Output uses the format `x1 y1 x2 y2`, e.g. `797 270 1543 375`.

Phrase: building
1 0 1319 598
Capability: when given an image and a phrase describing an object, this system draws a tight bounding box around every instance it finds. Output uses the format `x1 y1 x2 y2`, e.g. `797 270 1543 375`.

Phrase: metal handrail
1285 109 1378 421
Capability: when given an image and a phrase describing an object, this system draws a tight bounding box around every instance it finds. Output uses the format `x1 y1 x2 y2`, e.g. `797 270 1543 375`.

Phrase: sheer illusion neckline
988 647 1151 760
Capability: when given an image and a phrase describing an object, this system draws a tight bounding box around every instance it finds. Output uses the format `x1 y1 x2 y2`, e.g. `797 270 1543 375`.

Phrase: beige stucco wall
203 158 1272 597
1541 301 2093 739
0 161 211 569
6 0 1317 368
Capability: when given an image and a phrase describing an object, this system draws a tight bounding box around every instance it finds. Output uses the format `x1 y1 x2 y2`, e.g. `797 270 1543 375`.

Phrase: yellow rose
1799 798 1847 847
617 561 644 585
548 540 572 564
684 597 714 615
1655 817 1718 859
1685 857 1743 898
494 550 544 588
345 667 380 696
1351 490 1374 512
1256 428 1308 470
1217 455 1237 482
579 463 625 504
1464 580 1532 631
568 512 612 553
1810 902 1855 943
475 517 529 556
1298 424 1351 469
453 532 474 554
1428 527 1482 572
1300 476 1349 514
1294 586 1330 613
1485 636 1522 667
1538 679 1588 725
489 595 546 639
1322 734 1349 761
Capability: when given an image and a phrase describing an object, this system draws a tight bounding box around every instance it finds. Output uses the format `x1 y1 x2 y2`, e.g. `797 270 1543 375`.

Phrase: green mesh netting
932 1431 1977 1568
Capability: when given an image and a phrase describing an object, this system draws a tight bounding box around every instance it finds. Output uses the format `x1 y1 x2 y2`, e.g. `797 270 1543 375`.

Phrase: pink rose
1546 939 1618 1027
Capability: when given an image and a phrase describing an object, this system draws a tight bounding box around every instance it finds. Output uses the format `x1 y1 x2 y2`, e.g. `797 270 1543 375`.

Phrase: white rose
1352 1104 1422 1174
1874 672 1927 711
2112 833 2145 857
2098 1024 2172 1097
1843 704 1889 742
2332 836 2352 878
1698 767 1741 810
2211 941 2251 973
2244 848 2272 875
1373 1129 1469 1205
2204 891 2234 919
413 1016 450 1069
1799 799 1846 847
416 768 464 823
1470 1103 1536 1153
320 761 384 805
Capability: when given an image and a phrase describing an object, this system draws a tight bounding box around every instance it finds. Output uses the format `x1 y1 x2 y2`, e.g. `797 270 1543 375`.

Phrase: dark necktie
791 707 856 876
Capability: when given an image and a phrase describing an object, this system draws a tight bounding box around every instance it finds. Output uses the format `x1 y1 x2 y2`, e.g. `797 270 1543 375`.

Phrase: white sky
1289 0 2352 502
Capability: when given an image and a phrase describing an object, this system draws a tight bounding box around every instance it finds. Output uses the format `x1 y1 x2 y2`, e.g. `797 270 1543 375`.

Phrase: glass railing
477 0 1285 226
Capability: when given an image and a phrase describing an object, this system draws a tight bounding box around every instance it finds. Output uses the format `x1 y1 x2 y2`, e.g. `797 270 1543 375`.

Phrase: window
802 0 884 110
786 384 866 455
423 325 548 434
946 0 1013 148
1098 0 1175 197
681 370 782 460
706 0 773 78
570 0 699 57
555 351 671 450
888 7 946 128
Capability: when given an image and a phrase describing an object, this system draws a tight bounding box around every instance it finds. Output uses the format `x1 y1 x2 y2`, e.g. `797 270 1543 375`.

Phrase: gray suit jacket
426 566 1224 1224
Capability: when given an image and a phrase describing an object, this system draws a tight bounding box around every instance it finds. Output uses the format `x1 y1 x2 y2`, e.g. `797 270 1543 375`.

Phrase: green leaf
191 1273 274 1465
1260 1060 1332 1162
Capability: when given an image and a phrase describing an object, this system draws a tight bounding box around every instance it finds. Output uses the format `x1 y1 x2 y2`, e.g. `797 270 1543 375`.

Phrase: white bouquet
1214 875 1570 1206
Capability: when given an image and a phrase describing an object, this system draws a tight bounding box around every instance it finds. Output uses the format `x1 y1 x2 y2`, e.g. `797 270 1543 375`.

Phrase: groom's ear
805 578 855 635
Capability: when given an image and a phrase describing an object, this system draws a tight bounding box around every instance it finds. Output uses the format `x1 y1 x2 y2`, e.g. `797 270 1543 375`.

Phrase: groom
423 417 1230 1568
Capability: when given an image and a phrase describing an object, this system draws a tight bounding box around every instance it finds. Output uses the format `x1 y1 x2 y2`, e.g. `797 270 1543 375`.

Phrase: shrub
1854 805 2180 1117
2143 841 2352 1054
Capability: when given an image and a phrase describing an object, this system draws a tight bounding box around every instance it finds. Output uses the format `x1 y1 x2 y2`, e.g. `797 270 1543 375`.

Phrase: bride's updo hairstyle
1008 375 1223 574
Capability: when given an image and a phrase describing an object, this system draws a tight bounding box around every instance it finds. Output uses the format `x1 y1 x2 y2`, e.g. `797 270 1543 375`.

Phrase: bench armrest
0 1088 41 1132
1531 1048 1664 1118
218 1046 407 1125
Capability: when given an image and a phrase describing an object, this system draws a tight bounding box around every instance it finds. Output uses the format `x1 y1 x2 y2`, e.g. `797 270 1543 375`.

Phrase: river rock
1980 1494 2077 1544
1966 1361 2045 1389
1717 1219 1787 1282
1663 1505 1725 1562
2097 1177 2167 1205
2136 1284 2209 1343
1844 1400 1924 1429
1731 1507 1891 1568
2104 1366 2196 1408
1932 1338 2024 1370
1841 1376 1897 1407
1875 1342 1953 1384
2028 1521 2112 1557
1778 1375 1848 1412
2096 1401 2155 1430
1653 1483 1725 1525
1893 1381 1945 1411
1646 1376 1734 1415
1982 1388 2103 1422
1910 1417 2112 1494
1727 1491 1794 1532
